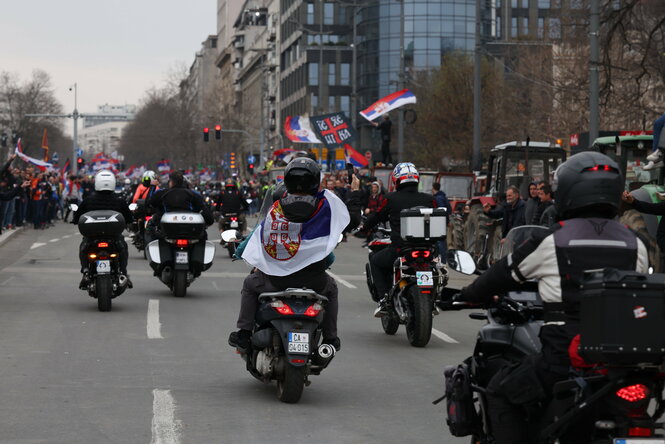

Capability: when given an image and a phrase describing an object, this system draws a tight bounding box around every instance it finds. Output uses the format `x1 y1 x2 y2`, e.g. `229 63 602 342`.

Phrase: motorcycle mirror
446 249 476 275
128 203 138 211
69 204 79 212
221 229 239 243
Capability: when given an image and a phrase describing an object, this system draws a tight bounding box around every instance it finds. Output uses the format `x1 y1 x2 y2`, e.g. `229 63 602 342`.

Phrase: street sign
76 148 83 158
569 134 579 147
52 152 59 162
247 155 256 164
335 160 345 170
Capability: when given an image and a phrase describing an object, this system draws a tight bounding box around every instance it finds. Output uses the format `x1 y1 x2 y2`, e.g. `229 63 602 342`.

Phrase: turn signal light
88 253 97 259
616 384 650 402
411 250 431 259
270 300 294 315
97 242 109 248
304 303 322 317
110 253 118 258
176 239 189 247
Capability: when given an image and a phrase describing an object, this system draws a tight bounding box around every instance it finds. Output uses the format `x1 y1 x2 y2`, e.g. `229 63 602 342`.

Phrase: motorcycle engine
256 350 274 377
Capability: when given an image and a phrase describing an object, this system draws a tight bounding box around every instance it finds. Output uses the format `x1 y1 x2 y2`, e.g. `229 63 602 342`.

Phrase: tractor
591 134 661 270
463 141 566 268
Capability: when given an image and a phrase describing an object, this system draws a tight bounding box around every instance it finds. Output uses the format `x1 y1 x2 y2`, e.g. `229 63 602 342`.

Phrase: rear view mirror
446 249 476 275
221 229 239 243
69 203 79 212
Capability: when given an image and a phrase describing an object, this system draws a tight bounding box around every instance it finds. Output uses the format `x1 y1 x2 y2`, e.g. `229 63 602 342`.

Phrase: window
538 0 550 7
340 63 350 85
309 63 319 86
341 96 350 115
537 17 544 38
307 3 314 24
311 94 318 110
328 95 336 112
328 63 336 85
511 17 517 37
548 18 561 39
324 2 334 24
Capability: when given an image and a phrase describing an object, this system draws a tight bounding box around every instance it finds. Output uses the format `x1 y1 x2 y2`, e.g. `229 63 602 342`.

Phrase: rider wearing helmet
363 162 436 316
228 157 349 352
458 152 649 444
73 170 134 288
132 170 159 203
216 178 249 234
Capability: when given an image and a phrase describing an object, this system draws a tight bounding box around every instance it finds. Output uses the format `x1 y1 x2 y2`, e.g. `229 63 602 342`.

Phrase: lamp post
397 0 405 163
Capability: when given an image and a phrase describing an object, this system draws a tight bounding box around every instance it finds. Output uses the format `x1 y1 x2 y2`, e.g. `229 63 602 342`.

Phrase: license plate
96 260 111 274
287 332 309 354
175 251 188 264
230 220 238 228
416 271 433 287
614 440 665 444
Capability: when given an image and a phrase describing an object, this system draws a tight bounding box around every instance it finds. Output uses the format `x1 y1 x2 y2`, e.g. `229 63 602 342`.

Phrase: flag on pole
284 116 322 143
41 128 49 161
360 89 417 122
344 144 368 168
15 145 53 171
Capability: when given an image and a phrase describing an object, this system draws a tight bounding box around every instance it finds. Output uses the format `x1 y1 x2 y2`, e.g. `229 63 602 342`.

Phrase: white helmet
94 170 116 192
124 178 131 185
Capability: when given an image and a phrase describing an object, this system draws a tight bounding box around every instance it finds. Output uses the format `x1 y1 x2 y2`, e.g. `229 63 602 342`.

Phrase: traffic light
77 157 85 167
248 163 254 174
215 124 221 140
203 127 210 142
230 152 236 170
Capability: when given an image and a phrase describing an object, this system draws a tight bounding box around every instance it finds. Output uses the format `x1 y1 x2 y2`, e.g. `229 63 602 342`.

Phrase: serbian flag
157 160 172 174
61 159 71 177
284 115 321 144
15 146 53 171
272 148 296 161
241 189 350 276
41 128 49 161
344 144 368 168
360 89 416 122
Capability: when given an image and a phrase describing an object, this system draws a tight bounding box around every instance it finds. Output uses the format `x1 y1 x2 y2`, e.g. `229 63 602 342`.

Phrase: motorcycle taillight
304 303 322 317
616 384 650 402
410 250 431 259
98 242 109 248
231 217 238 221
176 239 189 247
270 300 294 315
628 427 652 437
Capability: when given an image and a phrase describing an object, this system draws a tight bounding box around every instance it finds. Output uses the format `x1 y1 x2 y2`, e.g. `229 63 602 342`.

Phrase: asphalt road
0 222 478 444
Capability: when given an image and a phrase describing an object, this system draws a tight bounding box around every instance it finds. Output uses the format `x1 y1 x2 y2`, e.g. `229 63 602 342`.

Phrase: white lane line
49 238 60 243
30 242 47 249
212 281 219 291
0 276 13 286
432 328 459 344
62 234 72 239
147 300 163 339
151 389 181 444
327 271 357 289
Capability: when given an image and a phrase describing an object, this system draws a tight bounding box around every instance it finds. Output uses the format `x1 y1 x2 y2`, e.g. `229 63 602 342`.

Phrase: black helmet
552 151 622 219
284 157 321 195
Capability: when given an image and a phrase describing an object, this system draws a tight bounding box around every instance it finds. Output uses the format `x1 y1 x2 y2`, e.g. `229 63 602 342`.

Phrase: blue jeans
654 113 665 151
3 198 16 227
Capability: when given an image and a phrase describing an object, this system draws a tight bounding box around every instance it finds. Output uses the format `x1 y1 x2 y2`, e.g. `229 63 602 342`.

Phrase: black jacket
149 186 214 226
487 198 526 237
364 183 436 246
462 218 648 372
533 200 554 225
217 189 249 215
72 191 133 225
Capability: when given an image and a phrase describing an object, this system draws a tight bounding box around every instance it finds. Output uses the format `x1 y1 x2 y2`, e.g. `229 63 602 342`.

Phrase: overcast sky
1 0 216 129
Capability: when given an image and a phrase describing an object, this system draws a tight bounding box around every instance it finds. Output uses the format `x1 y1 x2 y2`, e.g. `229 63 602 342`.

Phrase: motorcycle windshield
499 225 550 259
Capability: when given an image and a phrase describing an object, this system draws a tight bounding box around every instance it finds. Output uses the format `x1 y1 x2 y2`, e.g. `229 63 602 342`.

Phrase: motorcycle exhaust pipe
312 343 336 368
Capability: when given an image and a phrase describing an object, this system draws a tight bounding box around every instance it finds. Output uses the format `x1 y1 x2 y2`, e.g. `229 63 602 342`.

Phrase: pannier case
78 211 126 237
160 212 206 240
579 268 665 365
400 207 447 241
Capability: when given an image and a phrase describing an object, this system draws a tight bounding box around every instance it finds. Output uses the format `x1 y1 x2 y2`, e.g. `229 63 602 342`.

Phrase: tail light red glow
145 216 152 221
410 250 431 259
616 384 650 402
97 242 109 248
628 427 652 437
176 239 189 247
231 217 238 221
304 303 322 317
270 300 294 315
291 359 306 363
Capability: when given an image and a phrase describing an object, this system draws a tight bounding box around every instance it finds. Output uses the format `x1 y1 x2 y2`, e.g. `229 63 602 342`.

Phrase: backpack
434 362 479 437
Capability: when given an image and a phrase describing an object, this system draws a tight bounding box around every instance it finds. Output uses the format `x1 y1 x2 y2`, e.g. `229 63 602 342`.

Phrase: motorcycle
75 206 130 312
146 212 215 297
365 208 449 347
442 225 665 443
219 212 242 257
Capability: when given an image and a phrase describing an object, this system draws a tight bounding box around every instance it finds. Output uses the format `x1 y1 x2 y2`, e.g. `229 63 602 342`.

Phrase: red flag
41 128 49 161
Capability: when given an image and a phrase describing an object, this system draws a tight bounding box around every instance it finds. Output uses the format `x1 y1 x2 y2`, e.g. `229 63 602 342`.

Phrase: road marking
147 300 162 339
62 234 72 239
327 271 357 289
0 276 13 286
49 238 60 243
2 267 249 278
30 242 46 249
432 328 459 344
151 389 181 444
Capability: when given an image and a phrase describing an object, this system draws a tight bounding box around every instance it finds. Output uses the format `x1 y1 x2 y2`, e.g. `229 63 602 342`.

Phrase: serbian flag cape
284 115 322 144
360 89 416 122
15 146 53 171
344 143 368 168
241 189 350 276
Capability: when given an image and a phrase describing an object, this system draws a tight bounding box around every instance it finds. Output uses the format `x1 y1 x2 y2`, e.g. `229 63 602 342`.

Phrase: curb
0 226 25 248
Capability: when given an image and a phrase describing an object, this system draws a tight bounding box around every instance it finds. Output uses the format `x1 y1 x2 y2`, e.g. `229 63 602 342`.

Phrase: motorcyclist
363 162 436 315
73 170 134 289
132 170 159 203
457 152 649 444
216 178 249 235
147 171 214 240
228 157 349 352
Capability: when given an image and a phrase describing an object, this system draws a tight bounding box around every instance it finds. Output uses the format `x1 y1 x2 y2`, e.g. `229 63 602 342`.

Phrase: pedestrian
533 182 555 226
644 112 665 170
432 182 452 261
372 114 393 166
483 186 526 238
523 181 540 225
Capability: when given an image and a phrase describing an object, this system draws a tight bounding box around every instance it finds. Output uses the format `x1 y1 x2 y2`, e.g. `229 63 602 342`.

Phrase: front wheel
406 285 432 347
96 275 112 312
172 270 187 298
276 364 305 403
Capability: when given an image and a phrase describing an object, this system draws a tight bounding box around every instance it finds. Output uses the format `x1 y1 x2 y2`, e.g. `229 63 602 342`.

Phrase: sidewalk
0 226 24 248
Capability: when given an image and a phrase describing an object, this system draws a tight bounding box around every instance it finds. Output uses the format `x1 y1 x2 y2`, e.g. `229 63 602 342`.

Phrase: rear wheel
276 364 305 403
172 270 187 298
96 275 112 312
406 285 432 347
